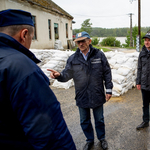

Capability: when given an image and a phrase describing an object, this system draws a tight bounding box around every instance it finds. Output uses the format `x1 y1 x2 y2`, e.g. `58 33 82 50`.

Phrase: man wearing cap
136 31 150 130
0 9 76 150
48 31 113 150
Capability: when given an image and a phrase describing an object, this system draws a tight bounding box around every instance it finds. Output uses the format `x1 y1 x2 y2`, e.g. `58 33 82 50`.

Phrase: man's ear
20 29 28 42
89 39 92 44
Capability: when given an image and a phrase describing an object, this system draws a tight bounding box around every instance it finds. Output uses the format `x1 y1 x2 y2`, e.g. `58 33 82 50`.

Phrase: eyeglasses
76 39 87 44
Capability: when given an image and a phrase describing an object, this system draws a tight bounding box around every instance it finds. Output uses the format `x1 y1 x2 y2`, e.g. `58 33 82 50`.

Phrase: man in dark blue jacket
48 31 113 150
136 32 150 130
0 9 76 150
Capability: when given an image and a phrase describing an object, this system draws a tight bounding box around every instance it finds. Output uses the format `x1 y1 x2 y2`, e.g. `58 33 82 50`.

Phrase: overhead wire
70 13 127 18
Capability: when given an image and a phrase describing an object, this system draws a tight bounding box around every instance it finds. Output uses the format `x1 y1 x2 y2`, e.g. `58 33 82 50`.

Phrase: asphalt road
50 86 150 150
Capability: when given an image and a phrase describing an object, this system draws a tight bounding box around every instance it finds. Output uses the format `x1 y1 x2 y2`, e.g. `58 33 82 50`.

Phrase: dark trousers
141 89 150 122
78 105 105 142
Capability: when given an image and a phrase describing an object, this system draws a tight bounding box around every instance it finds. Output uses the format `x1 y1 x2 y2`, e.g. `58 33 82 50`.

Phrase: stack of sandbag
31 49 74 87
31 49 139 97
105 51 139 97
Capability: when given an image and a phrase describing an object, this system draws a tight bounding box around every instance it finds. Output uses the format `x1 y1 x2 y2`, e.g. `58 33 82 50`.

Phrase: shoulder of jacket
139 49 147 58
67 52 76 62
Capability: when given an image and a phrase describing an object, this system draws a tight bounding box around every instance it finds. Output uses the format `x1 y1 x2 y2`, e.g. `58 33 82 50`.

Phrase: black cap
143 32 150 39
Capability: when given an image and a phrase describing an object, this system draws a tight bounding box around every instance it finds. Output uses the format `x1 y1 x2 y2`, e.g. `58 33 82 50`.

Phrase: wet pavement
51 86 150 150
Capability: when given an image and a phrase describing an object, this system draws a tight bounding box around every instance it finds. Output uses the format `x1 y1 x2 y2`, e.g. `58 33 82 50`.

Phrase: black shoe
100 139 108 150
83 141 94 150
136 122 149 130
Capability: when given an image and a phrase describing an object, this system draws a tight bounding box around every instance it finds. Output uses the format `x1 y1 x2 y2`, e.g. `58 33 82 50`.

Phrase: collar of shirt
80 48 90 61
147 48 150 52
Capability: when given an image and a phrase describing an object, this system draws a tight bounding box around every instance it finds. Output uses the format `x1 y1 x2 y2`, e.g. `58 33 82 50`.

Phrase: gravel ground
50 86 150 150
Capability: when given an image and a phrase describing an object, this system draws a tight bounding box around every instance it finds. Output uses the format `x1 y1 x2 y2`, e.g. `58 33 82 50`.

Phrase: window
32 16 37 40
48 19 51 39
54 23 59 39
66 23 68 38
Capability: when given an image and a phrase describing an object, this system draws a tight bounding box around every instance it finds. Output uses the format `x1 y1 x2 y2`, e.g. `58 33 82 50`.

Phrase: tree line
73 26 150 37
73 19 150 47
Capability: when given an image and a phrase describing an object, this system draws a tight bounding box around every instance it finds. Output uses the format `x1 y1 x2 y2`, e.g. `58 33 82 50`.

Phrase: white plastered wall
0 0 73 49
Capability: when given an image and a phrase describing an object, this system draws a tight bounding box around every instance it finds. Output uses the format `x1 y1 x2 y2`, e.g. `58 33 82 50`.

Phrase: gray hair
0 25 34 36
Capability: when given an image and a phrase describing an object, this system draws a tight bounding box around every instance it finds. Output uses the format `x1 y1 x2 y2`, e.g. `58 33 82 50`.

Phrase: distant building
0 0 74 49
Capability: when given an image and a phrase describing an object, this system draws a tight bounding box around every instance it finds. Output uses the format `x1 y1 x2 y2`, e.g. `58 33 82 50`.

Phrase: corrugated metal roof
16 0 73 19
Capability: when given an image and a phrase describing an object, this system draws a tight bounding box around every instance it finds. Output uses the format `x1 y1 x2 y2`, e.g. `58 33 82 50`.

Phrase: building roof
15 0 73 19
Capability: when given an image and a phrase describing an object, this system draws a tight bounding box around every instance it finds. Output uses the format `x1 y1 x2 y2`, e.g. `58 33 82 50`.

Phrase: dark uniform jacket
0 33 76 150
136 45 150 91
57 45 113 108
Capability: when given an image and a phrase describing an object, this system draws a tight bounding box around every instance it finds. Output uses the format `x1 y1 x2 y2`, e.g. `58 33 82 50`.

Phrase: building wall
0 0 73 49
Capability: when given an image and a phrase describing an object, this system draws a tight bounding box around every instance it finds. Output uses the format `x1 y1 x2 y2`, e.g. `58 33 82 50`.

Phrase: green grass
71 46 111 52
93 46 111 52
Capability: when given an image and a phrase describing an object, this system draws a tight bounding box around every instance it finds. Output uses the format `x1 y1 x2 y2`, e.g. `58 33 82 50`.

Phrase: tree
80 19 92 35
100 37 121 47
91 37 100 45
124 25 145 47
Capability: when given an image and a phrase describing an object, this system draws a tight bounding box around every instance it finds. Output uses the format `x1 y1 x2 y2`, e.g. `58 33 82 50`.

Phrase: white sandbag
113 83 122 94
120 82 128 88
111 69 117 74
52 79 74 89
126 72 134 81
117 67 131 76
52 57 67 62
105 51 116 59
111 64 120 69
121 87 128 95
112 91 120 97
112 73 126 84
116 56 129 64
108 59 117 68
53 52 68 58
125 81 134 90
42 62 58 68
54 40 64 50
126 52 139 58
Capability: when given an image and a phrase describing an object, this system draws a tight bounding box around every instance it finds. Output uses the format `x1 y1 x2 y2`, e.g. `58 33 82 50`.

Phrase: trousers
78 105 105 142
141 89 150 122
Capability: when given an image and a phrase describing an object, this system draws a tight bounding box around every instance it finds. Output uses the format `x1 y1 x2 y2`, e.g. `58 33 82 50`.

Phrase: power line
70 13 127 18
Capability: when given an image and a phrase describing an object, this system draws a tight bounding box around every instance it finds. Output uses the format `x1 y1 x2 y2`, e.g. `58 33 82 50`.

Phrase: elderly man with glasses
48 31 113 150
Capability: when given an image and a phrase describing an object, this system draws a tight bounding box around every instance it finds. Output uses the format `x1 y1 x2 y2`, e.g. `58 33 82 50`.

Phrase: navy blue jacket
57 45 113 108
0 33 76 150
136 45 150 91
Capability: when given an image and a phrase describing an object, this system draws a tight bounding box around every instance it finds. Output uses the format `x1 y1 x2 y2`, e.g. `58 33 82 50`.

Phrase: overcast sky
53 0 150 29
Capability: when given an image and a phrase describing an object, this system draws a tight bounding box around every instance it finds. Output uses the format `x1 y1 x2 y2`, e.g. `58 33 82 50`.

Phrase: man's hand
136 84 141 90
106 94 112 102
47 69 60 79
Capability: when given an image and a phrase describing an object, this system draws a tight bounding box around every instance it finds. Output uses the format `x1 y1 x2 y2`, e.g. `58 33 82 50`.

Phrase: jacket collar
75 45 98 65
0 33 40 64
76 44 96 57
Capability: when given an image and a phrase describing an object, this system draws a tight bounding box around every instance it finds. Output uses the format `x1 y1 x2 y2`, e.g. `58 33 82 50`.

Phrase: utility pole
130 0 141 51
129 13 133 47
138 0 141 50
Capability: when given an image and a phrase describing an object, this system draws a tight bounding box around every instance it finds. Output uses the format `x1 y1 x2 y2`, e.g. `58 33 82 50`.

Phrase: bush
91 37 100 45
100 37 121 47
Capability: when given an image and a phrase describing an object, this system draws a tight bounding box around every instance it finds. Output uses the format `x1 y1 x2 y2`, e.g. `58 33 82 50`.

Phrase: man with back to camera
136 31 150 130
47 31 113 150
0 9 76 150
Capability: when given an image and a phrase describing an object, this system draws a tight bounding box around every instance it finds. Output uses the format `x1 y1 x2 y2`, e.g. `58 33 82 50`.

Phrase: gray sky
53 0 150 29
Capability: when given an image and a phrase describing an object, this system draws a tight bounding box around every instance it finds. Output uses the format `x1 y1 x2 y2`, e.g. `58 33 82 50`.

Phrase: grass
93 45 111 52
71 45 111 52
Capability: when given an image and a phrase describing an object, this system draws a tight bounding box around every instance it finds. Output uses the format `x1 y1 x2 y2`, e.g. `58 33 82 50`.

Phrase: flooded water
51 86 150 150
